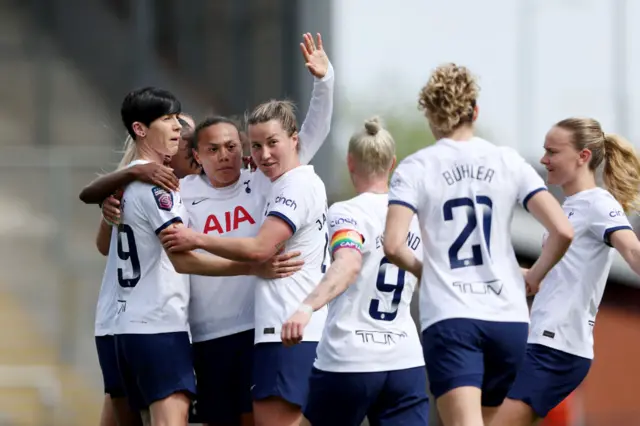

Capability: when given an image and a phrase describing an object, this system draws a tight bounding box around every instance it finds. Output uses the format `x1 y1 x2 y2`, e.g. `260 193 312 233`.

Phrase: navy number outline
443 196 493 269
369 257 406 321
117 224 141 288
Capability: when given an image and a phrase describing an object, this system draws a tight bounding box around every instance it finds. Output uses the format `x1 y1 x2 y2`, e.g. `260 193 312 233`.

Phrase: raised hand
300 32 329 79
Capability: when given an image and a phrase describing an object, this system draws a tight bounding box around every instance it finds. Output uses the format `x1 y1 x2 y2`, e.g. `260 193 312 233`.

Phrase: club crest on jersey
390 176 402 188
152 186 173 211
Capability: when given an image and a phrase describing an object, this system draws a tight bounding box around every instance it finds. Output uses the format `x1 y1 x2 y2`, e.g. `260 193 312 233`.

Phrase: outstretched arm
79 162 178 204
297 32 335 165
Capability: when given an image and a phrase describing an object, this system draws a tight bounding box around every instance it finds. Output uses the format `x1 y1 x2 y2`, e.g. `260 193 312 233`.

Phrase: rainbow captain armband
330 229 364 257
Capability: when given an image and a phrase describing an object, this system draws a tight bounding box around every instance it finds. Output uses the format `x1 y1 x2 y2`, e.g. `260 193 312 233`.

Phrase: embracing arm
79 168 140 204
162 216 294 263
79 163 178 204
161 223 258 276
198 217 292 262
383 204 423 280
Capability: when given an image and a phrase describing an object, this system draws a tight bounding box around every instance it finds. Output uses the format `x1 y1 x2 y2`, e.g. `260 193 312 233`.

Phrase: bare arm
383 204 423 280
611 229 640 276
161 223 258 276
79 163 178 204
525 191 574 287
162 216 294 263
95 219 112 256
303 249 362 311
168 250 257 277
79 168 139 204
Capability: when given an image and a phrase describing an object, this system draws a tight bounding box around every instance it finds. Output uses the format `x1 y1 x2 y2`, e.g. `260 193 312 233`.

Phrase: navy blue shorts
115 332 196 411
190 329 254 423
252 342 317 407
422 318 528 406
508 343 591 417
305 366 429 426
95 335 125 397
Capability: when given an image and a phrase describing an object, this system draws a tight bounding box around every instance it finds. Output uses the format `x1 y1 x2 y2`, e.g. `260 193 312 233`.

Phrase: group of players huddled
79 32 640 426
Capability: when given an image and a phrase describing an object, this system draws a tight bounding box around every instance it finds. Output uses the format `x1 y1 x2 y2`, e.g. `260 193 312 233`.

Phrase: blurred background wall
0 0 638 424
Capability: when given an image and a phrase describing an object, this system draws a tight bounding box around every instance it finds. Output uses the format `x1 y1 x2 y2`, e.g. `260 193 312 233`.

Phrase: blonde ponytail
348 116 396 175
116 135 137 170
603 134 640 212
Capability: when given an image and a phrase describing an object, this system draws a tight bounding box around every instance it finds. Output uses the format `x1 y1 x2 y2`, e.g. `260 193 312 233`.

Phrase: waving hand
300 32 329 79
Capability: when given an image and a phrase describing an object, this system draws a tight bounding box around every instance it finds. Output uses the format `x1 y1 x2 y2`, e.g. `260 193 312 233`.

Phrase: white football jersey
94 228 118 336
528 187 632 359
255 165 329 343
388 137 547 331
114 161 190 334
314 193 425 373
181 169 262 342
94 159 148 336
180 63 334 342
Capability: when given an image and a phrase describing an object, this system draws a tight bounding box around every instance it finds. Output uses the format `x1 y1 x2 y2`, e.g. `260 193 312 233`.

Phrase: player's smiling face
248 119 298 180
540 126 585 186
193 122 243 187
146 114 182 157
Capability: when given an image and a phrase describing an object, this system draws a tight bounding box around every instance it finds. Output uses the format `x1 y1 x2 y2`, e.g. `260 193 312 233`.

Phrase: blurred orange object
542 391 574 426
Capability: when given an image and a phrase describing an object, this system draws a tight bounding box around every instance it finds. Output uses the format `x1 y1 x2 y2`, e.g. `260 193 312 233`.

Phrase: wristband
297 303 313 315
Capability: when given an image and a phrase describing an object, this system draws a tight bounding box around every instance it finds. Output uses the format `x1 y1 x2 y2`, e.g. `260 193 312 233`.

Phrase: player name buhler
442 163 495 186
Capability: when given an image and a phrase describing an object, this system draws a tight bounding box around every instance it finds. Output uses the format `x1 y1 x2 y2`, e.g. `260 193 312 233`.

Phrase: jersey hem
313 358 425 373
421 314 530 332
190 323 254 343
114 324 189 335
254 334 322 344
526 337 594 360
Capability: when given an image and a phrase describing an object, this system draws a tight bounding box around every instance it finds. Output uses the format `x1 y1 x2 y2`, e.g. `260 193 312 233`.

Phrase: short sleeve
388 158 420 213
511 153 547 211
588 196 633 247
328 203 365 257
137 185 184 234
266 181 308 234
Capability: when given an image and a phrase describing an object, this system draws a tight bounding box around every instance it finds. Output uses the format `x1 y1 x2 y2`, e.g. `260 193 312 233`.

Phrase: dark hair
120 87 182 139
186 115 243 172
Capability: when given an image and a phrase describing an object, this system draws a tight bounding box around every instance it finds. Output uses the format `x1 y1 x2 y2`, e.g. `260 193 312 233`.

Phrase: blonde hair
348 116 395 175
418 63 479 137
247 100 298 136
117 134 137 170
556 117 640 212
